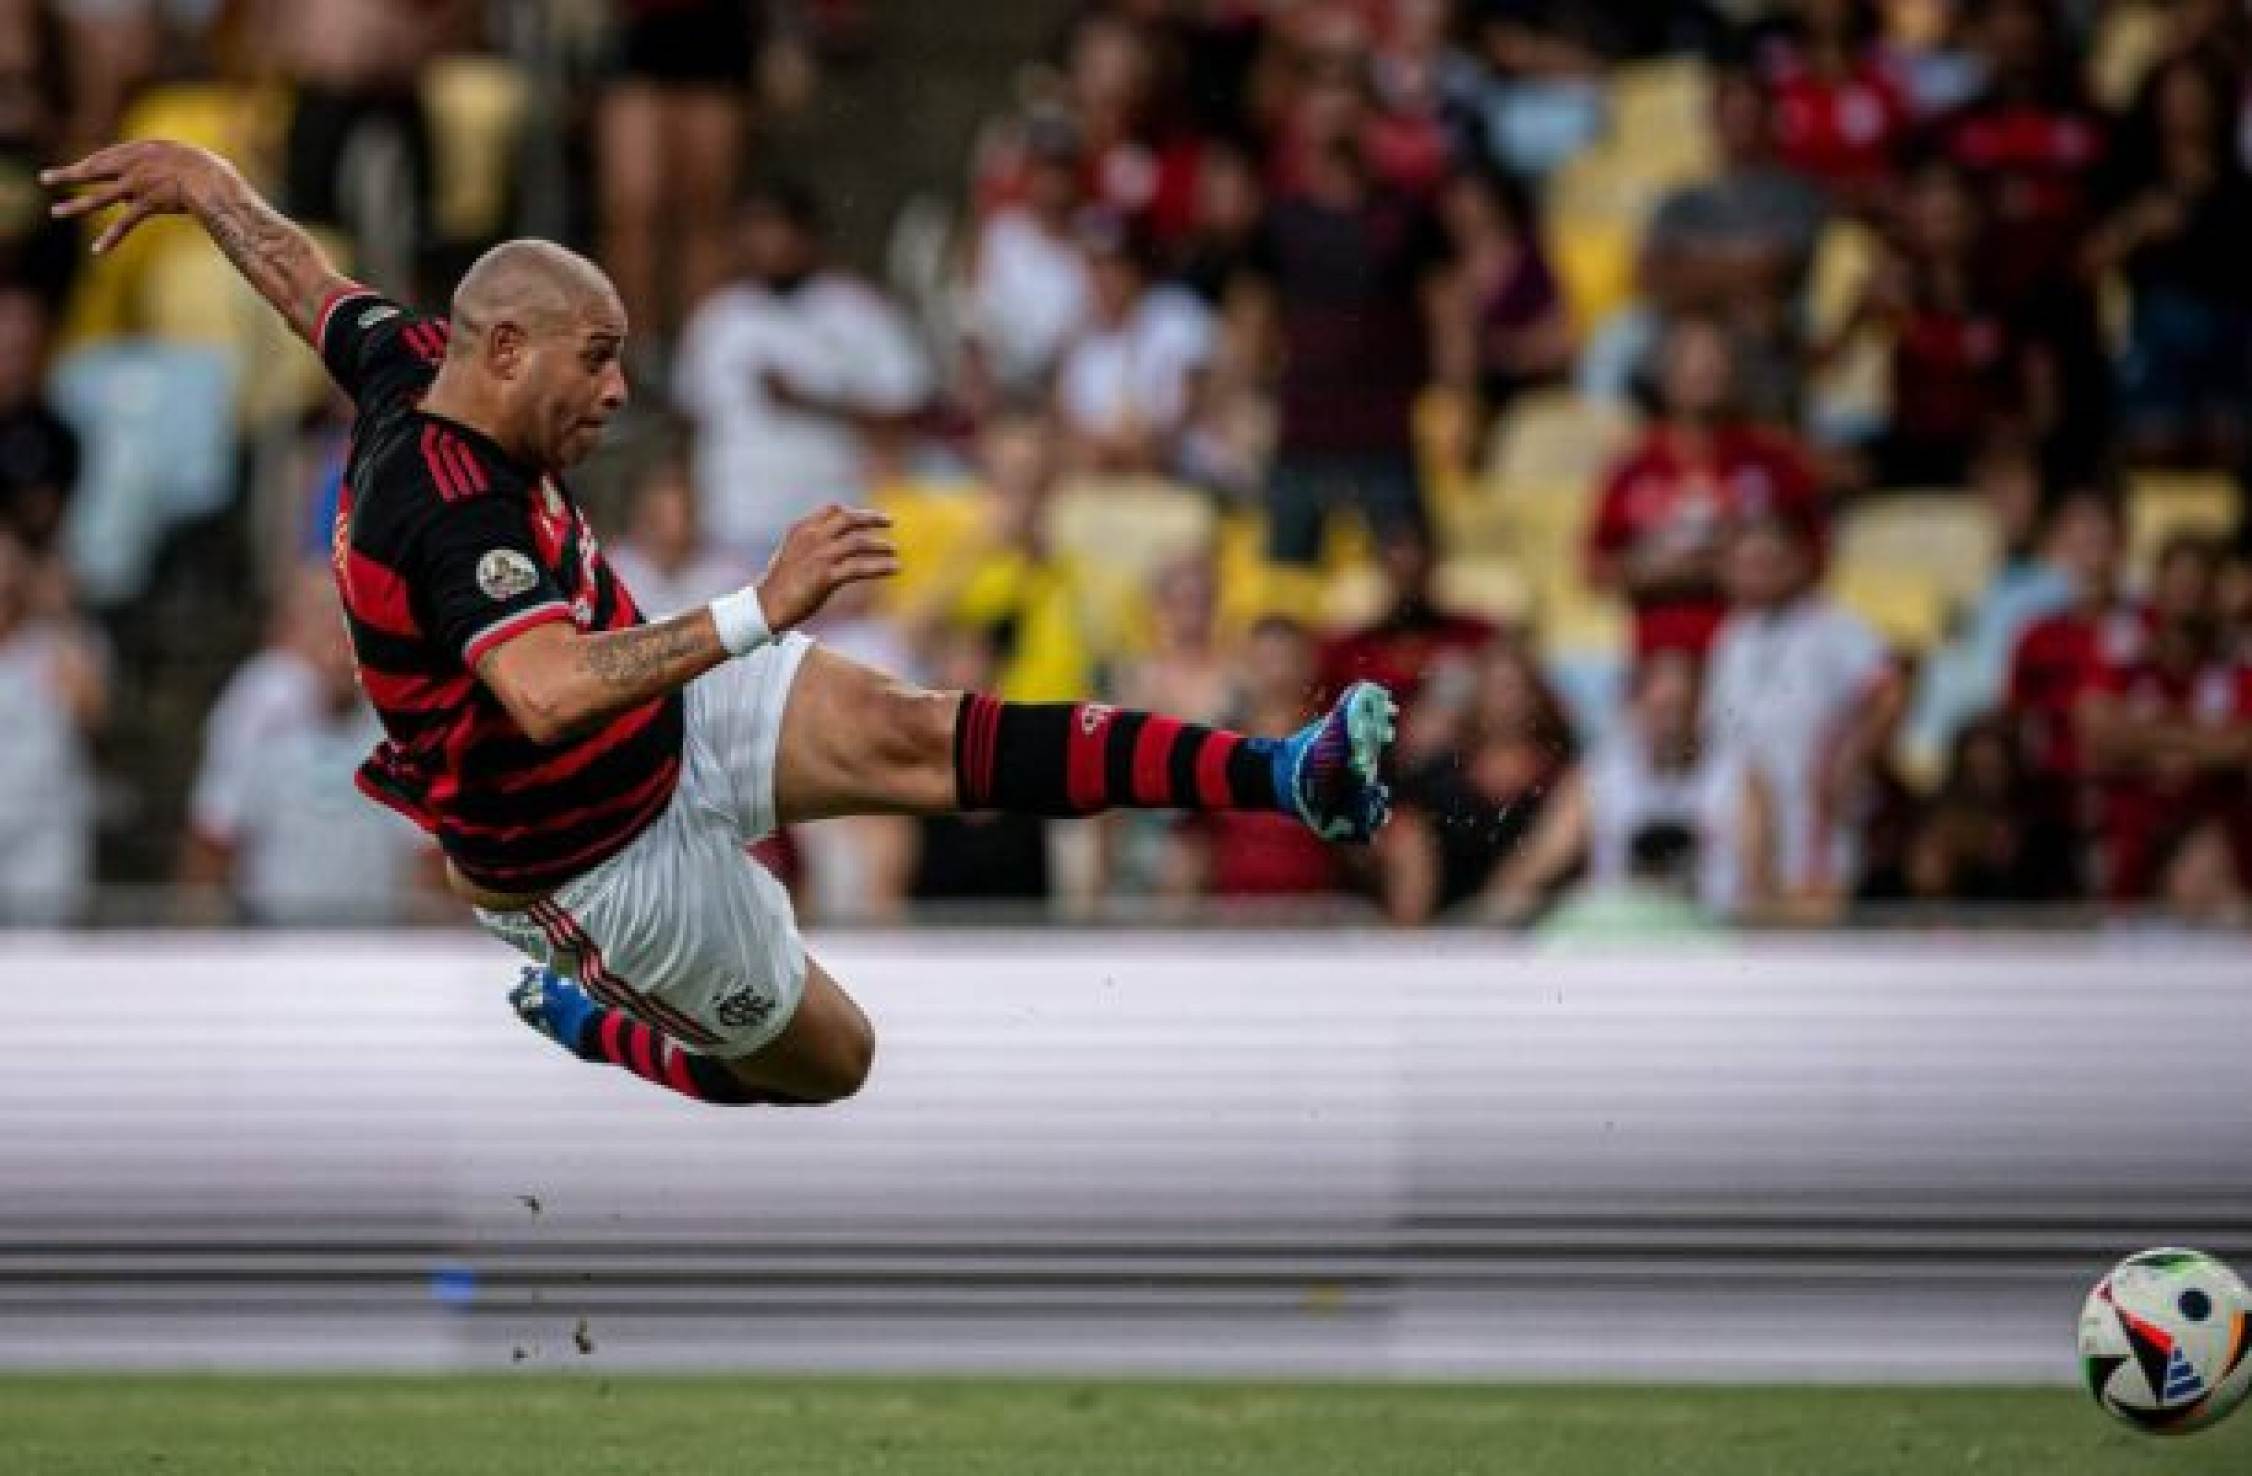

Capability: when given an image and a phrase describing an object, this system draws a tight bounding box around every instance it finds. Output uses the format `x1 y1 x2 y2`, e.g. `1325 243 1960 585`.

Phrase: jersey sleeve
410 496 575 668
313 284 449 405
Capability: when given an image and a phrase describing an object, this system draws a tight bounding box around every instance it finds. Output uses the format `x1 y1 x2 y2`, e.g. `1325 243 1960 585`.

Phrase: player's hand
41 139 233 255
753 504 899 632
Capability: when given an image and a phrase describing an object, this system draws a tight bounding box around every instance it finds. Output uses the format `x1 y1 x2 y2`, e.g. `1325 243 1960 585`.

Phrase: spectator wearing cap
1484 649 1762 926
1055 209 1218 477
1588 314 1828 659
1703 510 1904 912
674 177 934 566
1234 52 1467 565
2078 535 2252 901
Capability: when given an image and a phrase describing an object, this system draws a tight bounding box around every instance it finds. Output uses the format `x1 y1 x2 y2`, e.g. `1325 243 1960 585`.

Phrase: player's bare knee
855 681 958 799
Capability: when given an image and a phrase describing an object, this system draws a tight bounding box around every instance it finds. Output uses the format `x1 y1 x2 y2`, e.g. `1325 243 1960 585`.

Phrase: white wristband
709 587 773 657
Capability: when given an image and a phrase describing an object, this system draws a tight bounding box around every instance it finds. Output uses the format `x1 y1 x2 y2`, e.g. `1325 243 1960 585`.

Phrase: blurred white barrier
0 931 2245 1379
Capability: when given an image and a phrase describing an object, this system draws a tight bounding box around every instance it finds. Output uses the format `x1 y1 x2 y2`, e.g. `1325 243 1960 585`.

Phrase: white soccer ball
2079 1247 2252 1436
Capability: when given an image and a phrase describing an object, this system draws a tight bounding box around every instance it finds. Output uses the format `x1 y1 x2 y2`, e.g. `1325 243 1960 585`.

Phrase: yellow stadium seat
1536 584 1627 660
2129 473 2239 576
1433 559 1534 627
424 56 529 242
1487 389 1638 493
1609 57 1714 158
1543 217 1640 335
1045 477 1216 583
1830 564 1949 653
1835 493 1998 613
872 478 992 611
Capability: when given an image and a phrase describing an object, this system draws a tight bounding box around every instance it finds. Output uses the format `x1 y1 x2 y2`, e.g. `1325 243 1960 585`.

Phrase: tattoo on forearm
200 193 331 333
580 616 711 692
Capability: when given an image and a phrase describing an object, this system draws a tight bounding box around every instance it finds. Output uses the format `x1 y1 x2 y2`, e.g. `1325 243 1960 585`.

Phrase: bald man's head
437 239 630 470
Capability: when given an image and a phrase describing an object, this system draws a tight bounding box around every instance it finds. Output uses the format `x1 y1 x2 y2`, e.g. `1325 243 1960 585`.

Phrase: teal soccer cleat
508 965 599 1057
1273 679 1397 843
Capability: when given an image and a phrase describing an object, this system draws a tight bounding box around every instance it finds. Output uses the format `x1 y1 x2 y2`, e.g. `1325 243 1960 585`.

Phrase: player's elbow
498 679 582 747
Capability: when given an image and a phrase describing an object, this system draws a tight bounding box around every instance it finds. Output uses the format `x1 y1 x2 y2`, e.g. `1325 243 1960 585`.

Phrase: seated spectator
1170 137 1265 306
2091 56 2252 466
1161 615 1348 908
1483 649 1760 925
1826 157 2051 487
1532 822 1734 949
0 526 103 924
1435 163 1572 426
1114 551 1235 725
1760 0 1915 209
1585 71 1827 418
1055 211 1217 477
966 112 1094 398
1894 713 2083 905
1704 511 1905 912
674 177 934 565
1382 636 1578 922
1237 58 1463 564
1320 522 1498 718
602 453 756 619
0 286 78 561
1460 0 1607 181
180 566 433 925
1588 314 1827 658
2078 535 2252 900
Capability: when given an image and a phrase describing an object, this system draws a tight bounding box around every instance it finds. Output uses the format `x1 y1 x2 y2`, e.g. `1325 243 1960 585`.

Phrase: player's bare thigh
772 644 962 824
721 955 874 1102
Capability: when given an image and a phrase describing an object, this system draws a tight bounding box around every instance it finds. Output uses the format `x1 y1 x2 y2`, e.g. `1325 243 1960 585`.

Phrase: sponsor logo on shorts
477 548 541 602
714 987 773 1030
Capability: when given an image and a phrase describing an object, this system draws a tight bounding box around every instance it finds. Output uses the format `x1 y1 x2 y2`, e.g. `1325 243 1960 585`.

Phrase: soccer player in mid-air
45 141 1397 1108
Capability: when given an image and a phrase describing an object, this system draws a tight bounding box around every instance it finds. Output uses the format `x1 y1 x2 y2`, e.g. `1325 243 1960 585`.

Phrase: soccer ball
2079 1247 2252 1436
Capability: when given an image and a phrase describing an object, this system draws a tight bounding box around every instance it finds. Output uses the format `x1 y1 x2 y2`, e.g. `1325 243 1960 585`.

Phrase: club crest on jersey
477 548 541 602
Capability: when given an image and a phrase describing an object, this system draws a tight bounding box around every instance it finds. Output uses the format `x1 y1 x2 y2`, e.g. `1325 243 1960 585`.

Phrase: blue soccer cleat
509 965 599 1058
1273 679 1397 843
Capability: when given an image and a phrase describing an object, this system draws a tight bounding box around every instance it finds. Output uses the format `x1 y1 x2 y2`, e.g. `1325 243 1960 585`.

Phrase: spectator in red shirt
1162 616 1351 908
2007 492 2147 801
1589 314 1826 658
1824 156 2051 486
1318 522 1497 715
2079 535 2252 900
1761 0 1915 209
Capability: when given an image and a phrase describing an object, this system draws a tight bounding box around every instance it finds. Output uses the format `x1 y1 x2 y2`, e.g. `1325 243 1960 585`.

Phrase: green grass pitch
2 1378 2248 1475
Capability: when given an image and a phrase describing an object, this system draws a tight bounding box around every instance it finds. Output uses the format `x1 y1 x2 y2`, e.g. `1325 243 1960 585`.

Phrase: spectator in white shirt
602 453 756 619
0 527 104 923
674 177 934 564
1055 210 1218 477
180 564 431 925
965 113 1093 400
1488 649 1766 924
1703 512 1906 911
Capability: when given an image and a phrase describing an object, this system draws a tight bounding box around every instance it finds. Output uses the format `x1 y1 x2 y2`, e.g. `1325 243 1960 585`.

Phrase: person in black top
43 138 1402 1111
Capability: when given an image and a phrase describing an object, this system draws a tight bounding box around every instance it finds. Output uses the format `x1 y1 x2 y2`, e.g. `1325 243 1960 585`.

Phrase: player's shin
951 695 1283 816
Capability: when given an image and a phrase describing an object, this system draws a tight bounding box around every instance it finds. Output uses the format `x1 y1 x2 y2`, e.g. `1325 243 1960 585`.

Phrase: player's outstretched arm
42 140 353 347
480 505 898 745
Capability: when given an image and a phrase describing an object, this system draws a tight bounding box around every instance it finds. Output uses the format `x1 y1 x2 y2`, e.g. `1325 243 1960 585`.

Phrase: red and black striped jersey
314 284 684 894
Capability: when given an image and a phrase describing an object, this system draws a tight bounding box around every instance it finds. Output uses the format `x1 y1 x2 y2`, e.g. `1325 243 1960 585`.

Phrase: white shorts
475 633 814 1058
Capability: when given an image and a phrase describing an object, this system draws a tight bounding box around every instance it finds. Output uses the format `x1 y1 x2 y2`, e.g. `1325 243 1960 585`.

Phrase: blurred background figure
1055 208 1216 477
0 284 77 566
178 565 433 925
0 524 103 923
602 450 755 618
675 176 933 566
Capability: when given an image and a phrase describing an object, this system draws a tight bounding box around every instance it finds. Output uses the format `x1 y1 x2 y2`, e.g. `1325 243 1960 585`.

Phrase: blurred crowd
0 0 2248 931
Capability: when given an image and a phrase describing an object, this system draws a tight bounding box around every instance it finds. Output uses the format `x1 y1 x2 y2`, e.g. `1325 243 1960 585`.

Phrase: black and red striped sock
572 1007 802 1107
953 696 1283 816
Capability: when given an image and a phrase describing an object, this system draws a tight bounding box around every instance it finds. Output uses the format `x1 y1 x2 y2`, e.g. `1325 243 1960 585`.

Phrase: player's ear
489 319 529 377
